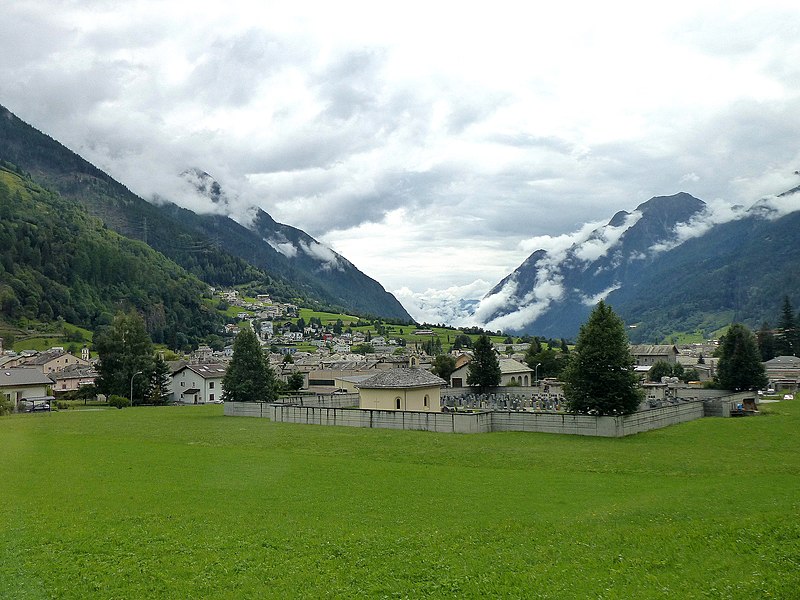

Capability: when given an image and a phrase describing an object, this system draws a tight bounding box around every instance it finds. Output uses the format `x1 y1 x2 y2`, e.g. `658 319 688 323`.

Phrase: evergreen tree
562 301 642 415
467 335 501 392
775 296 798 356
716 323 768 391
756 321 777 361
222 328 277 402
148 354 171 405
95 311 154 404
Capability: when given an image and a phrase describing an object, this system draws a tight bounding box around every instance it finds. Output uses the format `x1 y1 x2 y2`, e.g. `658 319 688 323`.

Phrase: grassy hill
2 403 798 598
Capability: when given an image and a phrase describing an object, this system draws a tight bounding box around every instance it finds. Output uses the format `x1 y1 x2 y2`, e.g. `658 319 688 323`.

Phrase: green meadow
2 403 799 599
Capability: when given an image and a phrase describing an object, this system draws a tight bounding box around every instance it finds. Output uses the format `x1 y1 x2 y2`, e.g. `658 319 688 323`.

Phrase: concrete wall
226 399 708 437
273 393 360 408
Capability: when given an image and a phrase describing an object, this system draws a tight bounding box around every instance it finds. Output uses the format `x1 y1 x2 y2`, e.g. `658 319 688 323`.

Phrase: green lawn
2 403 799 598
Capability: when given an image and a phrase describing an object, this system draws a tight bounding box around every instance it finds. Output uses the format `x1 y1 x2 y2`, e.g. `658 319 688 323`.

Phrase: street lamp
130 370 143 408
535 363 541 386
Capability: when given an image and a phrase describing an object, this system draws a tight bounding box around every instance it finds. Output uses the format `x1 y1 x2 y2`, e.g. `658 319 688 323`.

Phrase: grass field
2 403 799 599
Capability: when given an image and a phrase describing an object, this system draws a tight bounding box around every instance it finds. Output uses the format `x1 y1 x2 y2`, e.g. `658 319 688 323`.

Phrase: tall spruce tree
716 323 768 391
562 301 642 415
222 328 277 402
148 354 171 405
467 335 501 392
775 296 798 357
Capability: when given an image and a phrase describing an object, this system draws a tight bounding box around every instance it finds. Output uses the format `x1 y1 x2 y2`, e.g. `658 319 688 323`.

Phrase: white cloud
572 212 643 263
266 238 298 258
649 200 750 253
1 0 800 323
392 280 491 326
580 284 622 307
298 240 344 271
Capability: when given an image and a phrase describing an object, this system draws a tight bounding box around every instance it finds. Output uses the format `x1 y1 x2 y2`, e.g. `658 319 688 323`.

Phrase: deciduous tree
431 354 457 383
95 311 154 403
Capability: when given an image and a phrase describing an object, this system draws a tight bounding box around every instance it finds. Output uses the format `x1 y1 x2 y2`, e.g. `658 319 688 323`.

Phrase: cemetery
225 387 755 437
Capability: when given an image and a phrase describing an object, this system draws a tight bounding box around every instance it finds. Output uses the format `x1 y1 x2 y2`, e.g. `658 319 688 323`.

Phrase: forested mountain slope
0 165 220 347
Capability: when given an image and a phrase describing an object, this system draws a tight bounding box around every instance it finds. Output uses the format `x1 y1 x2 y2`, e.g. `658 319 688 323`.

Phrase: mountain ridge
472 189 800 341
0 104 411 321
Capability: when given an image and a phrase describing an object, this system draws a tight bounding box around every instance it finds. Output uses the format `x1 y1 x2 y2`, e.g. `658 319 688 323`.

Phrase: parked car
25 401 51 412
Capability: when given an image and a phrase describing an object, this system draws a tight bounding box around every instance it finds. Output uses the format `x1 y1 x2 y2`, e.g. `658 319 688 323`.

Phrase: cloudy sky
2 1 799 322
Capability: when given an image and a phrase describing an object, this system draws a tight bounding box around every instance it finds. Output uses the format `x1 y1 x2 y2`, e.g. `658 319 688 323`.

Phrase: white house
0 368 55 410
170 363 227 404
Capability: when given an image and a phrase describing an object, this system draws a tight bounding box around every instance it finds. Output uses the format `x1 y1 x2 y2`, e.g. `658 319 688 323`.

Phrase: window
395 397 401 410
209 381 215 389
180 381 185 387
424 395 428 407
209 394 215 402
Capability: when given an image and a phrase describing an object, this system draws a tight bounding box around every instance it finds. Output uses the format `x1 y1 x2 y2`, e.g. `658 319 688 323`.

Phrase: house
764 355 800 392
357 367 447 411
307 361 380 392
18 349 90 375
448 357 534 388
170 363 227 404
50 364 97 394
0 368 55 410
630 345 679 366
499 358 534 386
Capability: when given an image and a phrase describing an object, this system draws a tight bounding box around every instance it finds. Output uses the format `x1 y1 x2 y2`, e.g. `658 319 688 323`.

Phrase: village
2 288 798 420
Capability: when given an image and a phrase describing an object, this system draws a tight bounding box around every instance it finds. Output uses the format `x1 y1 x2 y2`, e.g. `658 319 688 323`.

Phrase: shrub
0 395 13 416
108 395 131 409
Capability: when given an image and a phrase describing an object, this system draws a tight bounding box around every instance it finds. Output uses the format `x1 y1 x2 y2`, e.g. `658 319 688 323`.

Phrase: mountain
0 105 411 321
163 169 412 320
0 164 221 347
473 190 800 341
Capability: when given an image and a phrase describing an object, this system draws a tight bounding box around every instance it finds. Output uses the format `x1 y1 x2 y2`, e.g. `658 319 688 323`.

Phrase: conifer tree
775 296 798 356
467 335 501 392
148 354 171 405
222 328 277 402
562 301 642 415
716 323 768 391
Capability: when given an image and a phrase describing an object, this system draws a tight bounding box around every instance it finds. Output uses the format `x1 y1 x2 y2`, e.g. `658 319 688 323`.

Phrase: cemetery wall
226 400 707 436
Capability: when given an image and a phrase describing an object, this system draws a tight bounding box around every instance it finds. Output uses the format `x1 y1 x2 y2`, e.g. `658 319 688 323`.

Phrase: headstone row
441 392 566 412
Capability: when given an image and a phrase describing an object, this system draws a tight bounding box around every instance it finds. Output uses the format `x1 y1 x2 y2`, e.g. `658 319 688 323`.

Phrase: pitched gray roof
185 363 227 379
0 368 54 387
357 367 447 389
499 358 532 374
629 344 678 356
764 355 800 368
